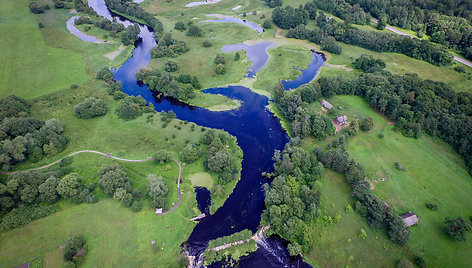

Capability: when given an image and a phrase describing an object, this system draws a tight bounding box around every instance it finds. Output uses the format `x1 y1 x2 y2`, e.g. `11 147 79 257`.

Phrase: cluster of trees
201 130 239 183
152 150 172 164
214 54 226 74
137 69 199 101
121 24 140 46
28 1 48 14
315 0 370 25
150 33 189 58
73 0 96 14
353 54 386 73
444 217 472 241
315 73 472 174
284 10 453 65
0 95 67 170
314 146 411 245
64 235 87 266
263 0 282 8
346 0 472 60
174 21 187 31
274 83 334 140
0 169 97 230
74 97 107 119
147 174 168 209
115 95 153 120
272 6 308 30
203 229 256 264
186 25 203 37
105 0 163 33
261 141 324 255
98 164 142 210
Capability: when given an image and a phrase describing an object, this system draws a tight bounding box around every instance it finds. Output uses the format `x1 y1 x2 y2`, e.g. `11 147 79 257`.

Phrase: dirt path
105 44 126 60
370 18 472 68
324 63 353 71
0 151 183 215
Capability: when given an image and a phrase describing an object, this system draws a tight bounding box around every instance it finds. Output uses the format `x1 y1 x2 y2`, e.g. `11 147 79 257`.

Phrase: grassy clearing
253 45 311 92
0 0 89 99
347 127 472 267
305 170 408 267
189 172 213 189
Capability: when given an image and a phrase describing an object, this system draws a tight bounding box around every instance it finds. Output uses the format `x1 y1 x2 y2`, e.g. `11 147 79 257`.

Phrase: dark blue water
87 1 319 266
195 186 211 215
282 52 325 90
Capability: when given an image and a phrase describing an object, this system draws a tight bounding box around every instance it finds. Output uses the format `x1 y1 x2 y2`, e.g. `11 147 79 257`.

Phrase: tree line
277 2 453 66
104 0 163 34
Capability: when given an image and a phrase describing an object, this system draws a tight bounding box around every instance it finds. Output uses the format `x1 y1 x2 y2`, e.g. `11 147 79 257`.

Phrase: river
87 1 322 266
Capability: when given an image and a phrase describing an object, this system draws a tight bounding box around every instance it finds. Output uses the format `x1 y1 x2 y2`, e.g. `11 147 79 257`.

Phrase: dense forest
274 2 453 65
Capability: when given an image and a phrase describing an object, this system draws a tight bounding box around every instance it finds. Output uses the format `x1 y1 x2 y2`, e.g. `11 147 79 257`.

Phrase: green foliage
0 95 30 121
359 229 367 239
272 6 308 29
202 39 212 47
397 259 414 268
215 64 226 75
28 1 45 14
321 36 342 55
360 117 374 131
96 67 114 82
287 242 302 256
57 173 83 200
152 150 172 164
115 96 148 120
311 113 335 140
113 187 132 207
444 217 472 241
147 174 168 209
186 25 203 37
395 162 407 171
354 55 386 73
207 229 253 249
121 24 140 46
262 20 272 29
234 52 240 61
151 33 189 58
98 164 131 196
164 60 178 72
174 21 186 31
214 54 226 65
131 201 142 212
38 176 60 203
425 202 438 211
64 235 86 263
179 144 201 163
264 0 281 8
1 204 59 231
74 97 107 119
137 69 196 101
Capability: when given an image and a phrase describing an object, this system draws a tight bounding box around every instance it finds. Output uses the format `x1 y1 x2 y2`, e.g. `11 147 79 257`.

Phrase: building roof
400 211 419 227
335 115 348 124
320 99 333 109
155 208 163 214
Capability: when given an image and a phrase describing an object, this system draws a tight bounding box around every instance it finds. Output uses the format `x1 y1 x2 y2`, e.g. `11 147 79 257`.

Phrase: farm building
320 99 333 110
400 211 419 227
335 115 348 125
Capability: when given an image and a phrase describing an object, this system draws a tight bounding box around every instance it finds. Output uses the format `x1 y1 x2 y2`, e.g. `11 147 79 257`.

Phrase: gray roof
336 115 348 124
400 212 419 227
320 100 333 109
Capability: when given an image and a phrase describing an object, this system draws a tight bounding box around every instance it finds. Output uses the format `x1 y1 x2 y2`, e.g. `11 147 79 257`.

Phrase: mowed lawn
346 117 472 265
0 0 89 99
0 197 197 267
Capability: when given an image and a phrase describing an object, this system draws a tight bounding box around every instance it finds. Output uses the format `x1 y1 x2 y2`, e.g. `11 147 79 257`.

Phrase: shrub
74 97 107 119
360 117 374 131
378 133 384 138
202 39 212 47
180 144 201 163
70 83 78 89
359 229 367 239
164 60 178 72
425 202 438 211
321 36 342 54
395 162 407 171
1 204 59 231
262 20 272 29
234 52 240 61
214 54 226 64
131 201 142 212
174 21 187 31
215 64 226 74
29 2 45 14
53 0 65 8
186 25 203 37
147 174 168 209
38 22 44 28
152 150 172 164
415 255 426 268
115 96 147 120
454 65 466 73
444 217 472 241
64 236 86 263
96 67 114 81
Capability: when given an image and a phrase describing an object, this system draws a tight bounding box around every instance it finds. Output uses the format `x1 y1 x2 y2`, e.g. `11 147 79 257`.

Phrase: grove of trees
74 97 107 119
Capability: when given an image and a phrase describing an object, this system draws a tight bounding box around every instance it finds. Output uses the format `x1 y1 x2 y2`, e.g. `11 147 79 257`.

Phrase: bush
234 52 240 61
70 83 78 89
378 133 384 138
131 201 142 212
115 96 147 120
262 20 272 29
454 65 466 73
202 39 212 47
360 117 374 131
174 21 187 31
415 255 426 268
29 2 45 14
321 36 342 54
164 60 178 72
64 235 86 263
38 22 44 28
53 0 65 8
74 97 107 119
152 150 172 163
96 67 114 81
186 25 203 37
180 144 201 163
214 54 226 64
215 64 226 74
445 217 472 241
395 162 407 171
425 202 438 211
147 174 168 209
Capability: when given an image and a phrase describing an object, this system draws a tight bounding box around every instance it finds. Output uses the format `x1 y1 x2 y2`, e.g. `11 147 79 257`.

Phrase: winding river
87 1 322 266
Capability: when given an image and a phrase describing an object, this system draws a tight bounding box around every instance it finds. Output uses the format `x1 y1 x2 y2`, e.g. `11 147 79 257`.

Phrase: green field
303 95 472 266
253 45 311 93
0 0 89 99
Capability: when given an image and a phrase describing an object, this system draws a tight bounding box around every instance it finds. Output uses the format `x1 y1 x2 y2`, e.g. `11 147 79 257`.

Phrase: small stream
86 1 322 266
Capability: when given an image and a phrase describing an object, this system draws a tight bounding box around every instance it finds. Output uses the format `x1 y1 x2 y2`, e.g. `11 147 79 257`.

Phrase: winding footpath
0 150 183 215
370 18 472 68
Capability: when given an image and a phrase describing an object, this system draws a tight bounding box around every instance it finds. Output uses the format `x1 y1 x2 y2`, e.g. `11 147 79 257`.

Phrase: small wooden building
320 99 333 110
335 115 348 125
400 211 419 227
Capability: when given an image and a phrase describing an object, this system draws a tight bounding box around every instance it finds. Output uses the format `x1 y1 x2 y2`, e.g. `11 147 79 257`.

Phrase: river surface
87 0 320 266
199 14 264 34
